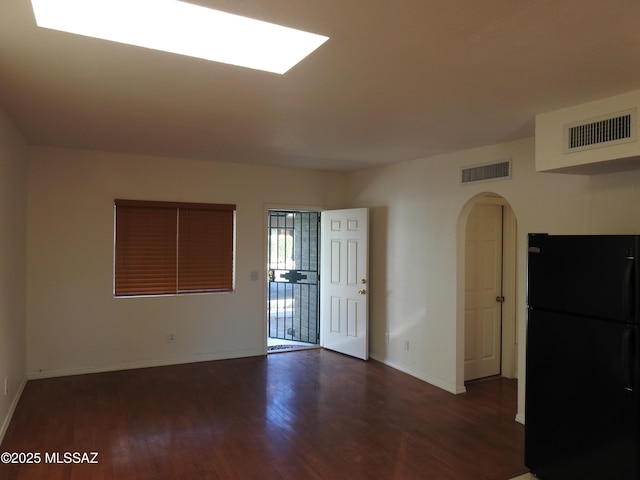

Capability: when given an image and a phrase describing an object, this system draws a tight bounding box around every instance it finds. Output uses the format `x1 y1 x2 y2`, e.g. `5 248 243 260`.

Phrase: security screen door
267 210 320 344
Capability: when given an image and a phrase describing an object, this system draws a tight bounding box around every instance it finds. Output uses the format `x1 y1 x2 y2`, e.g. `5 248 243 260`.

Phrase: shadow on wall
368 205 388 356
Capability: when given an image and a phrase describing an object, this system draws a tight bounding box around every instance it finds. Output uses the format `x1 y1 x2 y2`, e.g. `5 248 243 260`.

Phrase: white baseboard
515 412 525 425
27 348 266 380
0 378 27 446
369 353 465 394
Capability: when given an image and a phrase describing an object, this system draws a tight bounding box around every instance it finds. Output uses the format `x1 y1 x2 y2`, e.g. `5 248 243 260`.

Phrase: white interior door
320 208 369 360
464 203 503 381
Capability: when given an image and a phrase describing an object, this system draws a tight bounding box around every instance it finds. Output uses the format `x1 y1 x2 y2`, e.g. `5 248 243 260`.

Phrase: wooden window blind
114 200 235 296
178 207 234 293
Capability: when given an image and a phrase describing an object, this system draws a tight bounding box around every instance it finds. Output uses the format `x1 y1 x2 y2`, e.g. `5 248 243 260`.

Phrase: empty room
2 0 640 478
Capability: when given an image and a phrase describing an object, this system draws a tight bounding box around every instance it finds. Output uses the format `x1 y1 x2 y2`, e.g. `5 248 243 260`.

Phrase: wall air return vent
461 159 511 185
536 90 640 174
564 109 636 154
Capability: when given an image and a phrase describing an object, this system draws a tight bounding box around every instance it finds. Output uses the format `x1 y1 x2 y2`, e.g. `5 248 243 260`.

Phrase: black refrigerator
525 234 640 479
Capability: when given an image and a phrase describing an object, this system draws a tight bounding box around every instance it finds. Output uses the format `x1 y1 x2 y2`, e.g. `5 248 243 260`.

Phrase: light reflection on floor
267 337 318 352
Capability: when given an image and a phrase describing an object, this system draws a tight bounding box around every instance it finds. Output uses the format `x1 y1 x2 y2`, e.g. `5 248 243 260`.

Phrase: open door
320 208 369 360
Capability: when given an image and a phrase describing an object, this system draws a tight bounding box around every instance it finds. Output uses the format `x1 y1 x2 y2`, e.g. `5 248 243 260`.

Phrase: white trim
27 349 265 380
0 378 27 445
501 205 518 378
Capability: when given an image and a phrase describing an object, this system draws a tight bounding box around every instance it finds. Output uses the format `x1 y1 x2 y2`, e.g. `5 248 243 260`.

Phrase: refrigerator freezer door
525 310 639 479
528 235 639 323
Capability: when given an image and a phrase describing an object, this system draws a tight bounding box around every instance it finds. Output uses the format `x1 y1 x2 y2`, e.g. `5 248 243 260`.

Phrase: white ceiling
1 0 640 171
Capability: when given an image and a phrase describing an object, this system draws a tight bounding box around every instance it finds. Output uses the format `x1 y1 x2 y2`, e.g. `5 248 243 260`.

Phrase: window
114 200 235 296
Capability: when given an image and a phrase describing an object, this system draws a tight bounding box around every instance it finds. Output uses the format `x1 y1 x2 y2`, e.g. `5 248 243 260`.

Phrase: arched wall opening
455 192 518 393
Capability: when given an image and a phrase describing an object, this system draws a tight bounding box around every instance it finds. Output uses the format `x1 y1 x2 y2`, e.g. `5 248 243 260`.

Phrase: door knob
359 289 367 295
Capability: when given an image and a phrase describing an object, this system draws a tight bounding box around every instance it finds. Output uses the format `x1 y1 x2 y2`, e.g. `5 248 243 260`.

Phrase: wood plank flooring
0 349 527 479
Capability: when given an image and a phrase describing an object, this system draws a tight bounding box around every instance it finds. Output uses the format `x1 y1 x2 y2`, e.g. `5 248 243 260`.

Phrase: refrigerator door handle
622 257 635 321
622 326 635 392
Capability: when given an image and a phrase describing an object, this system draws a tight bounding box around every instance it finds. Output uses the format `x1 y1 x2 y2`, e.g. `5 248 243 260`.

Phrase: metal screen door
267 210 320 344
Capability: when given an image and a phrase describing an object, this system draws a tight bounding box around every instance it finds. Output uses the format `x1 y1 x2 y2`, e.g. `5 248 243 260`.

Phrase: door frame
263 203 324 352
263 204 369 360
456 193 517 392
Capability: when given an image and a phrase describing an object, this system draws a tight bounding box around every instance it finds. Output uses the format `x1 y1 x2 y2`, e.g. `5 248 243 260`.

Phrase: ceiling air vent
461 159 511 185
564 109 636 153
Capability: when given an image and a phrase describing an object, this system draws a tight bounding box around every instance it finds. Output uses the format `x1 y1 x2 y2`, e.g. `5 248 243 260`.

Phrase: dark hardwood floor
0 349 527 480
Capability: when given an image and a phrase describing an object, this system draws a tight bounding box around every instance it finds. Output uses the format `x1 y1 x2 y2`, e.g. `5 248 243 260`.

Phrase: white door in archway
464 203 503 381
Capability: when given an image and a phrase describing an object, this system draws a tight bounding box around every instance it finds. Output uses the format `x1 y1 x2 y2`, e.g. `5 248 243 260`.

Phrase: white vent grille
564 109 636 153
461 160 511 185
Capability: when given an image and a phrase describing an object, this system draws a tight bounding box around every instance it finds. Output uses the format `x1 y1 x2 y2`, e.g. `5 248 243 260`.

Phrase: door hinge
496 295 505 303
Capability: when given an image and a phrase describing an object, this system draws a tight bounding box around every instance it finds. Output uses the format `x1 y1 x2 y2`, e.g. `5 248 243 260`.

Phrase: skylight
30 0 329 74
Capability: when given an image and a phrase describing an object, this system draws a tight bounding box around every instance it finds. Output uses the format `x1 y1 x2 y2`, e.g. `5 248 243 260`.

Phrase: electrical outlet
403 340 410 351
168 333 176 343
4 377 8 396
384 332 389 344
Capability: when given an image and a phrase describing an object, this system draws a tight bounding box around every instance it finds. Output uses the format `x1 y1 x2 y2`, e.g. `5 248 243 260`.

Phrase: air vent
461 160 511 185
564 109 636 153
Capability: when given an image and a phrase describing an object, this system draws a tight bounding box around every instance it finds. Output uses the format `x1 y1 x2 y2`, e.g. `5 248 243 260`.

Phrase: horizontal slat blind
115 205 177 296
178 208 234 293
114 200 235 296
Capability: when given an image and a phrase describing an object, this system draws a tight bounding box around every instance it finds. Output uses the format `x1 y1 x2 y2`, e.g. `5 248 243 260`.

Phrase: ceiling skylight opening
30 0 329 74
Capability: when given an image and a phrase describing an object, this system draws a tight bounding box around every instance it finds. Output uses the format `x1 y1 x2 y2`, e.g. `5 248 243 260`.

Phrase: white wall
0 109 28 442
23 136 640 426
27 147 347 378
347 137 640 421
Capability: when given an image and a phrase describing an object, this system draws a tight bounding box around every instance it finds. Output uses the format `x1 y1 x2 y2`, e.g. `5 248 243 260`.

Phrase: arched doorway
457 193 517 388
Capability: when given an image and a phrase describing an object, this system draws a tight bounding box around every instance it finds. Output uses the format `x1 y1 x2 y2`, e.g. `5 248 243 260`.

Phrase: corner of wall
0 107 29 446
0 380 27 445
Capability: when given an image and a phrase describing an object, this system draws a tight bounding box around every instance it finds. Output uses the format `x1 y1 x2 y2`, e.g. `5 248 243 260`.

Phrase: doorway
266 207 370 358
464 202 503 381
462 194 517 383
267 210 320 352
